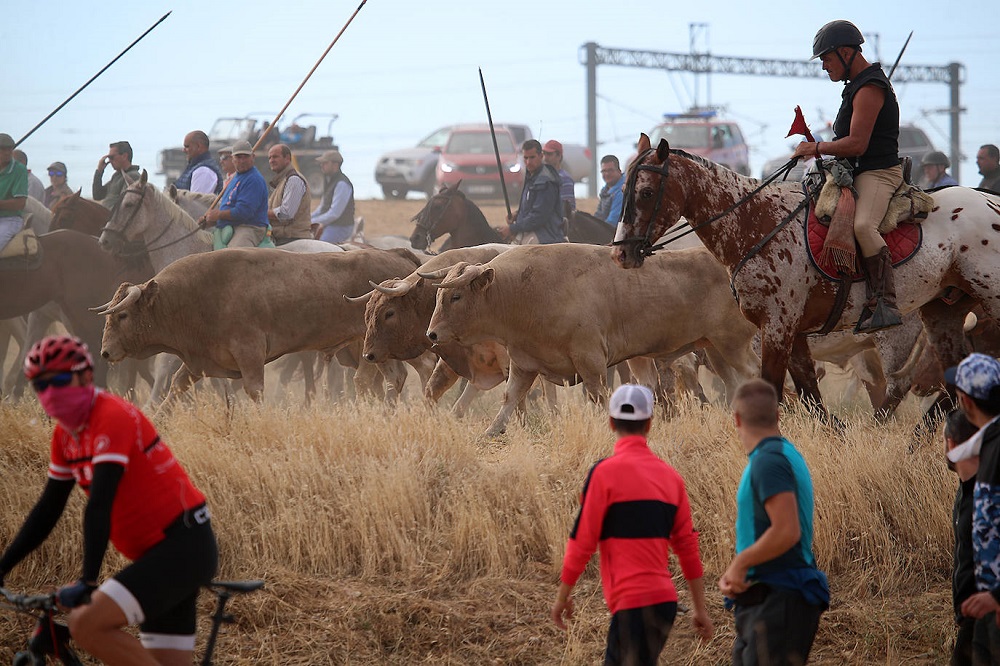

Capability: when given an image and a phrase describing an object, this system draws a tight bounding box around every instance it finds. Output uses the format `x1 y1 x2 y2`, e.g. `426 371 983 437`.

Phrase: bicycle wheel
12 651 41 666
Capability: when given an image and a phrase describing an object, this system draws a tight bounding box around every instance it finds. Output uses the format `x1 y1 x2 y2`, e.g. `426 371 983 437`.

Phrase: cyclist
0 335 218 666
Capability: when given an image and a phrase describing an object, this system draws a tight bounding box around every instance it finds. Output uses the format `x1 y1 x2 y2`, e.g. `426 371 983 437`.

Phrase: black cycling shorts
103 507 218 643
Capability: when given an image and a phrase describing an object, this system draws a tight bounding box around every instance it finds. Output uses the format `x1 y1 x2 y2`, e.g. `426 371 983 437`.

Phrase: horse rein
613 149 800 257
413 192 456 250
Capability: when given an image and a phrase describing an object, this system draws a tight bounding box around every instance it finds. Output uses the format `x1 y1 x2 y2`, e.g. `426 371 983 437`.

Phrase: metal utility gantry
580 42 963 195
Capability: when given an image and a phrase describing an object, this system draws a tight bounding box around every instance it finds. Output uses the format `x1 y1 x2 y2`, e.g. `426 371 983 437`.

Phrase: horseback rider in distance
791 20 903 333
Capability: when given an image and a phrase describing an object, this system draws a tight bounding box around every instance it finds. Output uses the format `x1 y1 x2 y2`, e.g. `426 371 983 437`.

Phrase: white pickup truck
374 123 591 199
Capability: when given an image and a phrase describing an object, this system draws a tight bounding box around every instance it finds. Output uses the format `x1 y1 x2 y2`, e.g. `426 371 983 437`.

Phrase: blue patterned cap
944 353 1000 400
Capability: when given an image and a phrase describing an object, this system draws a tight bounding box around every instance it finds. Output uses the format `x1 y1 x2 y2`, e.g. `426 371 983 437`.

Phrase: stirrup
854 300 902 333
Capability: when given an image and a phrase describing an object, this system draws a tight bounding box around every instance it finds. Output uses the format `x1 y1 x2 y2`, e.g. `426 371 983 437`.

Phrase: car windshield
418 127 453 149
445 132 514 154
899 128 931 150
648 124 710 149
209 118 256 143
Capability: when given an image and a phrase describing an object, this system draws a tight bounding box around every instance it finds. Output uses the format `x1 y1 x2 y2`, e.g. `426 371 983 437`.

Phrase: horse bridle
613 148 801 258
413 191 456 249
613 148 672 256
99 185 201 256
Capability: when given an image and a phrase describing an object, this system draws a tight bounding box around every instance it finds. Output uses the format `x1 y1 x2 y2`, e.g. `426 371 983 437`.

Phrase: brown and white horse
613 134 1000 411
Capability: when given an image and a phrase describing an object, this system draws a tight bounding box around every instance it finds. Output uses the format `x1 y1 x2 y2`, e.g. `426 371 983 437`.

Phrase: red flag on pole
786 105 815 143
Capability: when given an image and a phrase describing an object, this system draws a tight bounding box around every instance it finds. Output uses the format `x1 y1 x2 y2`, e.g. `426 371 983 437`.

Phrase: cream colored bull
426 244 759 437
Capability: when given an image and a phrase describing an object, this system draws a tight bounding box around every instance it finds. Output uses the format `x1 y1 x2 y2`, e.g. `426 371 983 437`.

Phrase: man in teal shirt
719 378 829 666
0 133 28 253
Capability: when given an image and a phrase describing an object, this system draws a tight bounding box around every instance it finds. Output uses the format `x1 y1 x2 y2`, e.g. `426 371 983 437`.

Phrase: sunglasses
48 170 66 176
32 372 74 392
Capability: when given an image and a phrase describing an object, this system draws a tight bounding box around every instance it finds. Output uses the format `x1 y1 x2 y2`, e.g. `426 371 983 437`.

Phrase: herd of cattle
2 177 996 433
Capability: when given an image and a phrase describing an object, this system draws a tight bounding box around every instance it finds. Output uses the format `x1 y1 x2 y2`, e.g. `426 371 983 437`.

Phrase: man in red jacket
551 384 713 665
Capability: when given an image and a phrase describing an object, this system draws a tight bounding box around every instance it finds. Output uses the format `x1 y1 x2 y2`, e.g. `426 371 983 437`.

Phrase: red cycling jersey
48 390 206 561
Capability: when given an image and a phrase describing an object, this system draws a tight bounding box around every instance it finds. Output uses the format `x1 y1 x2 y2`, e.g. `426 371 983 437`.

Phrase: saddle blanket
805 207 921 282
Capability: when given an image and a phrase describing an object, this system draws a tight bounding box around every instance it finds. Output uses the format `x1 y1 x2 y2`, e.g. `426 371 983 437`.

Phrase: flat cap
316 149 343 164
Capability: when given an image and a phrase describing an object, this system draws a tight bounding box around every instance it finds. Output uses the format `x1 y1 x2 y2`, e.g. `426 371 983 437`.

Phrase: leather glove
57 580 97 608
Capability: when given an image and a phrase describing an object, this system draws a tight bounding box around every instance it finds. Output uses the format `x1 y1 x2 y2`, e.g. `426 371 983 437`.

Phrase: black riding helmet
812 20 864 59
812 20 864 81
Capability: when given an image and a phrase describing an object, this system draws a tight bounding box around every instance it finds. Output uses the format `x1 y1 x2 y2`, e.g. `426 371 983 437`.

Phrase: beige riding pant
226 225 267 249
853 164 902 257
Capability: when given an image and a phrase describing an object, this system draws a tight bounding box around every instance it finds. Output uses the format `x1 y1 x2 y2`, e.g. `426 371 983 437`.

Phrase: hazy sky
3 1 997 200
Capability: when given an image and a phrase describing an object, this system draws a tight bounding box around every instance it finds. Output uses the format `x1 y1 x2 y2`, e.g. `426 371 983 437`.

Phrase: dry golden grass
0 199 956 662
0 382 958 665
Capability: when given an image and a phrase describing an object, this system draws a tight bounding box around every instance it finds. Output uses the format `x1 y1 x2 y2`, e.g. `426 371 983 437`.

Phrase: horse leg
759 326 798 402
785 334 828 418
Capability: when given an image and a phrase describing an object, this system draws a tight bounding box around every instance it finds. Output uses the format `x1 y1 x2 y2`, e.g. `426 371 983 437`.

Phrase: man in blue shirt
595 155 625 226
201 141 268 248
719 378 829 666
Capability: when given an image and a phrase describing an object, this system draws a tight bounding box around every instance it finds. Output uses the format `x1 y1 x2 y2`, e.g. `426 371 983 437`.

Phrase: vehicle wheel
381 185 407 200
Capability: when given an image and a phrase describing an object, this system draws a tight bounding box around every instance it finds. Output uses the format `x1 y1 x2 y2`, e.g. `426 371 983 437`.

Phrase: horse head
50 189 109 235
612 134 685 269
409 180 464 250
99 169 152 254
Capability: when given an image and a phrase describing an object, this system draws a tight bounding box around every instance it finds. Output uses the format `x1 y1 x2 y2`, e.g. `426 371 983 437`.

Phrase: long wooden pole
478 67 513 219
16 12 171 148
202 0 368 221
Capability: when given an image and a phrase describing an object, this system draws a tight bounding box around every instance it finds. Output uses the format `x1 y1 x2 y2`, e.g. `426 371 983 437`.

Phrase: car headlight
507 163 522 173
440 162 455 173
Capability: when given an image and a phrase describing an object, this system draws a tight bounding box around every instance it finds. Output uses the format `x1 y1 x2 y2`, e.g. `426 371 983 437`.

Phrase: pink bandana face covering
38 385 95 431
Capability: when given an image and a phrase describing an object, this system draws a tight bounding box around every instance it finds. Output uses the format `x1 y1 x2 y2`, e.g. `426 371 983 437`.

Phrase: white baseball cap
609 384 654 421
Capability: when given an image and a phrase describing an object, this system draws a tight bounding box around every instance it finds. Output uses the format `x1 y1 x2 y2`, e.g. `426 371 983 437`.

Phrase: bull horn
416 266 454 280
437 264 484 289
95 285 142 316
343 289 375 303
964 311 979 334
89 296 119 313
371 279 412 296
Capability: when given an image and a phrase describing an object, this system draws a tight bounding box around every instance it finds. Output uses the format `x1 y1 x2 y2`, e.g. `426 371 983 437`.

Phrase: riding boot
855 246 903 333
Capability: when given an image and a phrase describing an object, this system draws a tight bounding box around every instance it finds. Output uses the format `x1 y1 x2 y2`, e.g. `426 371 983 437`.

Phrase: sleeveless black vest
833 63 899 173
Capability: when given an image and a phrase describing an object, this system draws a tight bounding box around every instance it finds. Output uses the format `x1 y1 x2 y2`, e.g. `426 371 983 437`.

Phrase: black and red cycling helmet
23 335 94 380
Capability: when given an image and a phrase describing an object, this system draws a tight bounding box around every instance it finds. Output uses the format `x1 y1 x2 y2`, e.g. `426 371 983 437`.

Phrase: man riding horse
791 20 903 333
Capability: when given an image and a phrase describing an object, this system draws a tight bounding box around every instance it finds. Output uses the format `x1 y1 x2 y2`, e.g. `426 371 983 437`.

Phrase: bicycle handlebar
0 586 58 611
